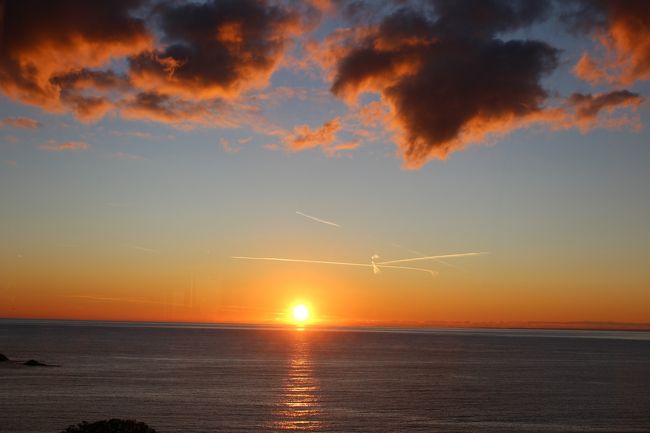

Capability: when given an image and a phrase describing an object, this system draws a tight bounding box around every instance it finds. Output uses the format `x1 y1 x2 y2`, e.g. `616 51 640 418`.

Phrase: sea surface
1 320 649 433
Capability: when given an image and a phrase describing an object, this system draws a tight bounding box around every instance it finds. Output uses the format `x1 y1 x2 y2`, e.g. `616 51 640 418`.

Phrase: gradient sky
1 0 649 327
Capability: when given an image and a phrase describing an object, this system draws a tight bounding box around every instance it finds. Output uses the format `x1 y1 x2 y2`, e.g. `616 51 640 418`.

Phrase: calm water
1 321 649 433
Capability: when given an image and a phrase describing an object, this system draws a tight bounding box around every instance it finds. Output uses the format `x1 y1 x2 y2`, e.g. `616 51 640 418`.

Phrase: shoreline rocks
0 353 58 367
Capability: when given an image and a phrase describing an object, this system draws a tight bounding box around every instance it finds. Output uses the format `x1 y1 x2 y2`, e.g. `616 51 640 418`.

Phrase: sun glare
292 304 309 323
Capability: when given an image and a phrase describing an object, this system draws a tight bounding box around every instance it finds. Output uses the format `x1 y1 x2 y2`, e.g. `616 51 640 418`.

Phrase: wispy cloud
113 151 146 161
39 140 90 152
122 243 160 254
0 116 42 129
220 137 241 154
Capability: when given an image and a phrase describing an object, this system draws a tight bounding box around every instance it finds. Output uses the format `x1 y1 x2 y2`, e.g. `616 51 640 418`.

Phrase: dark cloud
0 0 308 123
128 0 302 99
121 91 208 124
0 0 151 111
50 69 131 92
49 69 131 121
330 0 558 166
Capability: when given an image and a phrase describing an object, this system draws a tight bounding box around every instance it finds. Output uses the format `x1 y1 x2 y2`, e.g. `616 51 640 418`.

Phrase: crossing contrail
296 211 341 227
389 243 466 272
231 256 439 276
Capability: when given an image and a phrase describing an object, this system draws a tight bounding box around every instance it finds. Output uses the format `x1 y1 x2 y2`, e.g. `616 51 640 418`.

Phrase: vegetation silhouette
62 419 157 433
0 353 8 362
24 359 51 366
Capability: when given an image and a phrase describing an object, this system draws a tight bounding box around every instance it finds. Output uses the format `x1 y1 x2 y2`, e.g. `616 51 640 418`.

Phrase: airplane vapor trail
377 252 487 265
231 256 437 276
296 211 340 228
377 264 439 276
231 256 368 267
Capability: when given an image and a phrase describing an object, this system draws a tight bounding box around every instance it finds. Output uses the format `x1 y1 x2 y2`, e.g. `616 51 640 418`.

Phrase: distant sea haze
1 321 649 433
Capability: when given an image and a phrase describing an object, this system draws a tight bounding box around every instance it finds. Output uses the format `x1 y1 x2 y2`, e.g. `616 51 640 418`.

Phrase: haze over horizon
1 0 649 328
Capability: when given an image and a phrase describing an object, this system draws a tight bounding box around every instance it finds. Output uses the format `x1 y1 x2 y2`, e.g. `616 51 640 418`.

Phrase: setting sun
292 304 309 323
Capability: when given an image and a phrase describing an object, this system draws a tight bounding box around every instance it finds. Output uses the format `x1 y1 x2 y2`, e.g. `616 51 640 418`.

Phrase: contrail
296 211 340 228
377 264 439 276
231 256 437 277
377 252 487 265
232 256 368 267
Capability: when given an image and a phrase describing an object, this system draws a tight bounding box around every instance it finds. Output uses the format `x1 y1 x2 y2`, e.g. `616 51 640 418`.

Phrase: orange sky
1 0 650 330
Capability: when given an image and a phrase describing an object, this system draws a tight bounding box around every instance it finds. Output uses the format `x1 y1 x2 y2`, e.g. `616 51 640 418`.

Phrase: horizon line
1 316 649 333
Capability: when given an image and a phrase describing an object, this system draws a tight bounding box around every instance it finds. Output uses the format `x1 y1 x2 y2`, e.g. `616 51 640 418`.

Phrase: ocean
1 320 649 433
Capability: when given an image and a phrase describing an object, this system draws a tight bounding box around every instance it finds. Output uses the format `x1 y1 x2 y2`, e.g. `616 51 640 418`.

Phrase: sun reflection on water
272 331 323 431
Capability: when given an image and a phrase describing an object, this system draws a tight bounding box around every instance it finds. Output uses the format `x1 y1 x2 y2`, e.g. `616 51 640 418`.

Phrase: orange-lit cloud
0 0 316 126
569 90 644 127
39 140 90 152
286 118 340 151
569 0 650 85
323 140 361 156
284 117 361 157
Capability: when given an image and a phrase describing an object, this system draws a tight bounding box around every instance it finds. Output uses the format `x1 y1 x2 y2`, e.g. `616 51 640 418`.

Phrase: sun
292 304 310 323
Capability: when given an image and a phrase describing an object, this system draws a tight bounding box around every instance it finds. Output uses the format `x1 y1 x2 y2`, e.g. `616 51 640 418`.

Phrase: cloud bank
0 0 647 167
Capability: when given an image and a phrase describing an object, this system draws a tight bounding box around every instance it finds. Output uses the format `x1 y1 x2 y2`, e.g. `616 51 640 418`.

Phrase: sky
1 0 649 328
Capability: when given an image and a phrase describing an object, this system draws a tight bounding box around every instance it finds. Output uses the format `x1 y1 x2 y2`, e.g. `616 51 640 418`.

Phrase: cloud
39 140 90 152
283 117 361 156
567 0 650 85
569 90 643 119
0 116 41 129
220 137 240 154
285 118 341 151
113 151 145 161
567 90 644 132
328 1 559 167
323 140 361 156
0 0 152 115
127 0 303 100
0 0 315 126
120 91 240 128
